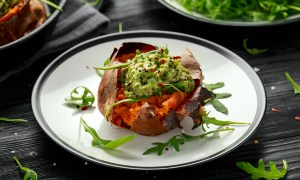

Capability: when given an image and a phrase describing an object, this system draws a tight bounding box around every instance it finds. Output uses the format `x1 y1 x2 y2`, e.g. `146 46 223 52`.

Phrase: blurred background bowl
0 0 66 71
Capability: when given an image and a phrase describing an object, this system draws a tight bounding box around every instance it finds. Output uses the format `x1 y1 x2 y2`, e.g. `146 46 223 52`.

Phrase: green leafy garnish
94 61 131 70
203 82 231 114
13 156 38 180
95 58 111 77
284 72 300 94
211 99 228 114
203 82 224 91
243 39 268 55
80 117 136 149
143 128 234 156
202 115 249 132
0 117 27 122
103 57 111 67
236 159 288 180
65 86 95 110
177 0 300 22
105 99 139 119
42 0 62 11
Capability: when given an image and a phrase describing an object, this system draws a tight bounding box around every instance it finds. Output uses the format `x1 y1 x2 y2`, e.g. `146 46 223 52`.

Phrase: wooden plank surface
1 0 300 179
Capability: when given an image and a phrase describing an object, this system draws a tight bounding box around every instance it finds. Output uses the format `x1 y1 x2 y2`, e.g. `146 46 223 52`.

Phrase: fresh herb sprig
177 0 300 22
243 39 268 55
201 112 249 132
13 156 38 180
65 86 95 110
0 117 27 122
284 72 300 95
236 159 288 180
81 117 136 149
143 128 234 156
203 82 231 114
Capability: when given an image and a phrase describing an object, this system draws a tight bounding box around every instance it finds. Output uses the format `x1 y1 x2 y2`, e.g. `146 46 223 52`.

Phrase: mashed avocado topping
119 47 195 99
0 0 20 17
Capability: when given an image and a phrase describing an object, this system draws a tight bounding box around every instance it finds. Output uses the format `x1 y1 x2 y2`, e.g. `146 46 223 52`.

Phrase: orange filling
112 88 187 128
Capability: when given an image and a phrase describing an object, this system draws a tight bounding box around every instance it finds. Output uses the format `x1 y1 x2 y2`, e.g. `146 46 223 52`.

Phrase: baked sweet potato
0 0 47 46
97 42 213 136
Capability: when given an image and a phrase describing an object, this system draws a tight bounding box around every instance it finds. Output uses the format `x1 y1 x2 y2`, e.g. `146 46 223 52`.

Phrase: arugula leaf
243 39 268 55
13 156 38 180
284 72 300 94
203 82 224 91
103 57 111 67
143 128 234 156
65 86 95 110
215 93 232 99
202 115 249 128
211 99 228 114
42 0 62 11
236 159 288 180
80 117 136 149
0 117 27 122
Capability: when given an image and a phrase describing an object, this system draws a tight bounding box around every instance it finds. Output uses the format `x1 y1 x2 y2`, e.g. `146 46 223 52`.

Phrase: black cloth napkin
0 0 109 82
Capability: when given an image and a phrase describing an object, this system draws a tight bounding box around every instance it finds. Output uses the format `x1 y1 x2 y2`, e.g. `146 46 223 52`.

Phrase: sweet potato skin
0 0 47 46
98 42 212 136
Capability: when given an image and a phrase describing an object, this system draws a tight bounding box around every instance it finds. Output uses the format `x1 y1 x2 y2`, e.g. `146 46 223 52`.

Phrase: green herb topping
243 39 268 55
13 156 38 180
80 117 136 149
284 72 300 94
65 86 95 110
236 159 288 180
0 117 27 122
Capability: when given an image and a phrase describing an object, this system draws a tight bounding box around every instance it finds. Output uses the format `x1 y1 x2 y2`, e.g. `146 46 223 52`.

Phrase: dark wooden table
1 0 300 179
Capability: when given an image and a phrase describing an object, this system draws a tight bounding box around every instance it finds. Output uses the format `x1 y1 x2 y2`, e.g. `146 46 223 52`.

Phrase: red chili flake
150 69 155 72
161 48 164 53
143 67 147 70
295 117 300 120
158 82 164 88
161 59 165 64
82 106 88 111
173 56 181 60
253 139 259 144
271 108 280 112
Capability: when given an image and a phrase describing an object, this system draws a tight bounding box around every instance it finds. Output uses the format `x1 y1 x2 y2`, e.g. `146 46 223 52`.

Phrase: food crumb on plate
253 67 260 72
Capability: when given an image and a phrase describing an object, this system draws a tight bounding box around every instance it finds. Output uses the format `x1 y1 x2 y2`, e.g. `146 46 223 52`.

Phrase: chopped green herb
236 159 288 180
65 86 95 110
0 117 27 122
284 72 300 94
80 117 135 149
243 39 268 55
13 156 38 180
143 128 234 156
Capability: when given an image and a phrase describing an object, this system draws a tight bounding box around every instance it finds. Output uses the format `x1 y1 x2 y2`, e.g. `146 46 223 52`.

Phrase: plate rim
32 30 266 170
157 0 300 27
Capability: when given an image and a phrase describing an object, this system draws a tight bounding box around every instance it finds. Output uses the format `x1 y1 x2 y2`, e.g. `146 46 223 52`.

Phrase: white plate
32 30 266 170
158 0 300 27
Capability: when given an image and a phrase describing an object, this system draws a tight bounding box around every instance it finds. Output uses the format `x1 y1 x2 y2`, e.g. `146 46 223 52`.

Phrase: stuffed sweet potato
0 0 47 46
97 42 213 136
